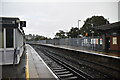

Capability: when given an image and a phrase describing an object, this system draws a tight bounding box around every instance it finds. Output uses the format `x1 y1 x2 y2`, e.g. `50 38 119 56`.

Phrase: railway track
43 49 93 80
31 45 119 80
34 46 93 80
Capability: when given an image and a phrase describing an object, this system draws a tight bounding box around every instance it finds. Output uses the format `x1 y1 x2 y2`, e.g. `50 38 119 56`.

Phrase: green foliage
67 27 80 38
25 34 48 41
80 16 109 36
55 30 67 39
54 27 81 38
54 16 109 38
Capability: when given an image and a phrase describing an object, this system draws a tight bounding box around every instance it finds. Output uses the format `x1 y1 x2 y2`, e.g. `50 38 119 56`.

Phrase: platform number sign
20 21 26 27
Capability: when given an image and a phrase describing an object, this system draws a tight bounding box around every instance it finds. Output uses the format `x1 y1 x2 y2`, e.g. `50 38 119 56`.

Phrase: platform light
16 20 20 23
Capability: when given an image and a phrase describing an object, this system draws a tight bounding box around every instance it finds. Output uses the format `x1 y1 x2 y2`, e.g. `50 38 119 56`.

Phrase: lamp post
91 23 94 51
78 20 81 38
78 20 81 29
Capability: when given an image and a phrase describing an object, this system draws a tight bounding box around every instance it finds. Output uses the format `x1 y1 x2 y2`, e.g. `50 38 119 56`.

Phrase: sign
91 39 94 44
100 38 103 44
96 39 98 44
93 39 96 44
20 21 26 27
85 33 88 36
113 37 117 44
0 20 16 24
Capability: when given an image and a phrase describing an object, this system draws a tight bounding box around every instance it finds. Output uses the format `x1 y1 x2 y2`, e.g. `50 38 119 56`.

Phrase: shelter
0 17 26 65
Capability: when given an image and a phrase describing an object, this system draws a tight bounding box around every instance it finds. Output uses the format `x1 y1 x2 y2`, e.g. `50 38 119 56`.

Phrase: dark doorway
6 28 14 48
105 37 110 52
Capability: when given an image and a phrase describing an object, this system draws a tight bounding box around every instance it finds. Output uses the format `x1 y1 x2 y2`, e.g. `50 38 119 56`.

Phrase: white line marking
41 44 120 59
28 44 59 79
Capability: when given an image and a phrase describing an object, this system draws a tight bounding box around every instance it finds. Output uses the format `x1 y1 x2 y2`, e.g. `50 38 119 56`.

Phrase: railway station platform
41 44 120 59
26 44 58 79
56 45 120 57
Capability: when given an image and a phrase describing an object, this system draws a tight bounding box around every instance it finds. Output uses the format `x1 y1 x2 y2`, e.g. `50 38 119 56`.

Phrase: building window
0 28 4 48
6 28 14 48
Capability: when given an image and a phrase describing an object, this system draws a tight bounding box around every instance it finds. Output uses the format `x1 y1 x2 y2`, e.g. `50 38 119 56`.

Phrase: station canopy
93 21 120 31
0 17 20 28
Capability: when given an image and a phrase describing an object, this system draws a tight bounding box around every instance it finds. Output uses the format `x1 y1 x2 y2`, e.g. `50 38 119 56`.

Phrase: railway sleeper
62 76 78 80
54 69 67 72
52 67 64 70
58 73 75 78
56 71 70 75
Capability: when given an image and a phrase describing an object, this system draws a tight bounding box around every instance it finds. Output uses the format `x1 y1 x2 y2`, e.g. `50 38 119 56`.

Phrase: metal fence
38 37 104 52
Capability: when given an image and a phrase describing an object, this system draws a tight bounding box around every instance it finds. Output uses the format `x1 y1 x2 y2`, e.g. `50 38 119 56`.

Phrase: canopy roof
0 17 25 35
93 21 120 31
0 17 20 28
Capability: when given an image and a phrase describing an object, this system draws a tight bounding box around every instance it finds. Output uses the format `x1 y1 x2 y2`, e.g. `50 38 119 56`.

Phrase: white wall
16 29 24 57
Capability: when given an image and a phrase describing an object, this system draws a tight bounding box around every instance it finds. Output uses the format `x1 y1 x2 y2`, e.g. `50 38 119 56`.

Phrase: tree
67 27 80 38
80 16 109 36
55 30 67 39
34 35 48 41
26 34 48 41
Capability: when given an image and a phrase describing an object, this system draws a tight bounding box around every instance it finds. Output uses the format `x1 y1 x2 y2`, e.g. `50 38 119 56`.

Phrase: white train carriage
0 17 26 65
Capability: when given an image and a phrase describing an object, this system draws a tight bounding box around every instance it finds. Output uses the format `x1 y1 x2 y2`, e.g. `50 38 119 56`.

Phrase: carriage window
0 28 4 48
6 28 14 48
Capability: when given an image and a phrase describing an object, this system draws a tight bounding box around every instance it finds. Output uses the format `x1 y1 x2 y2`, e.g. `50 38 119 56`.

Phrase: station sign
20 21 26 27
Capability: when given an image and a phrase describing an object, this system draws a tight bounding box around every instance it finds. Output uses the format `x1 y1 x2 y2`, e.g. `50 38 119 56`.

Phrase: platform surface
26 44 57 79
1 50 26 79
41 44 120 59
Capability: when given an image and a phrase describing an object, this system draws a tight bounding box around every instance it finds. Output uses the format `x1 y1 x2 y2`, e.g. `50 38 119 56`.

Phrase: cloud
2 2 118 38
2 0 120 2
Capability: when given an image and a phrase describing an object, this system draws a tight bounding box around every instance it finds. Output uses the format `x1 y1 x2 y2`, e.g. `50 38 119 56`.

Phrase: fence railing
35 37 103 52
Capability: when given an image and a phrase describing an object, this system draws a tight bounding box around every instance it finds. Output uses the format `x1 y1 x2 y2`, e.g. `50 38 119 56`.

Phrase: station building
94 21 120 53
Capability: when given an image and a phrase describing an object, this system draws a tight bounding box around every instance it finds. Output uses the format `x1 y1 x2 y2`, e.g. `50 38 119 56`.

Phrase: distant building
25 34 33 40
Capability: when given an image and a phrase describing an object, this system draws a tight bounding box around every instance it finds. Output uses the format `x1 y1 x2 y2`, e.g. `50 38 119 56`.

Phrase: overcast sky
1 0 119 38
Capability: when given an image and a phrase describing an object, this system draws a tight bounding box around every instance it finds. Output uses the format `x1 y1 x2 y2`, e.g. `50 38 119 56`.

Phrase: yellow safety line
26 53 29 80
